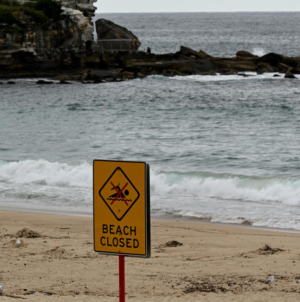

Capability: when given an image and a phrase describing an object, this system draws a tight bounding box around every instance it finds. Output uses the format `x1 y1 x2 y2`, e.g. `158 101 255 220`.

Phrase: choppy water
1 13 300 230
94 12 300 56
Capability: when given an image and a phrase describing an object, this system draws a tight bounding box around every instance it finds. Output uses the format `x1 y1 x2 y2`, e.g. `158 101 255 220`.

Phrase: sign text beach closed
93 160 151 257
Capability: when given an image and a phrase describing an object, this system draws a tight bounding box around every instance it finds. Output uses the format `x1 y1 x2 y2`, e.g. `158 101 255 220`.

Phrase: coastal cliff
0 0 96 74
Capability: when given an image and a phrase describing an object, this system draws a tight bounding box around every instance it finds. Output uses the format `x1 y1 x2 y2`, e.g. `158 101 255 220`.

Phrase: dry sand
1 210 300 301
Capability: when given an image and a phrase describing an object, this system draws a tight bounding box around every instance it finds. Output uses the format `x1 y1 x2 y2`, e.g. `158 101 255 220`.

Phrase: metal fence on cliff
93 39 140 53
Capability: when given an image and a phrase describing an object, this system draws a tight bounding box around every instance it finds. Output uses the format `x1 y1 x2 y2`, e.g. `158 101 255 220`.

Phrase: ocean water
93 12 300 56
1 13 300 231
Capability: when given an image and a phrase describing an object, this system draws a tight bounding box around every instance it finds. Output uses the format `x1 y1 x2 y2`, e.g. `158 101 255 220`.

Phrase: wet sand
1 210 300 301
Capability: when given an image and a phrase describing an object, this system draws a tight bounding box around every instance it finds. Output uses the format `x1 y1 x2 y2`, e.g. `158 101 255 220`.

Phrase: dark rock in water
237 73 253 77
284 71 297 79
0 82 3 84
236 51 258 58
37 80 54 85
96 19 139 40
256 52 299 69
59 80 72 84
7 81 15 84
180 46 207 59
256 53 284 66
273 74 281 77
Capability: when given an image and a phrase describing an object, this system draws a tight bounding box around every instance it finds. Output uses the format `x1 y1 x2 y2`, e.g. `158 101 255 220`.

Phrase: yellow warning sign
93 160 151 258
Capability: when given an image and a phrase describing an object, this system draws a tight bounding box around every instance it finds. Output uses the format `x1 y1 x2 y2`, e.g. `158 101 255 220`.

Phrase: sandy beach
0 210 300 301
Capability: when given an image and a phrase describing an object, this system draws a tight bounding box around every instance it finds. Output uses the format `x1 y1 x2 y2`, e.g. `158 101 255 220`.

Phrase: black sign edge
93 160 151 258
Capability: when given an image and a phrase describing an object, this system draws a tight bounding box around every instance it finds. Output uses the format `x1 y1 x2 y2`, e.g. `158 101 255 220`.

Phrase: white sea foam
0 160 300 206
0 160 91 188
1 160 300 230
168 73 283 83
150 170 300 206
252 47 267 57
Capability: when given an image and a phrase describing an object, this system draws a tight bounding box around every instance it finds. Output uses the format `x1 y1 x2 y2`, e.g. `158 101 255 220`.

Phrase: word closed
100 224 140 249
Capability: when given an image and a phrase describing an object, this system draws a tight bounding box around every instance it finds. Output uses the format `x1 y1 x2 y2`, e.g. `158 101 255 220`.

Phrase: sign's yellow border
93 160 151 258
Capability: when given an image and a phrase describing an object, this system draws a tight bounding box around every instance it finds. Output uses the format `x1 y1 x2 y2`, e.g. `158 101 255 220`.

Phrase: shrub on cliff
0 0 62 26
33 0 62 21
23 7 47 23
0 7 17 24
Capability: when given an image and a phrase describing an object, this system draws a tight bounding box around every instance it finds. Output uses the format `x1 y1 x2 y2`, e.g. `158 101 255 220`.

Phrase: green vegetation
34 0 62 21
23 7 47 23
0 0 62 27
0 7 17 24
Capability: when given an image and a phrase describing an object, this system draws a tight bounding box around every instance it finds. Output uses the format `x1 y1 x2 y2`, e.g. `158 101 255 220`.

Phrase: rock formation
96 19 139 40
284 70 297 79
94 19 140 52
0 0 96 74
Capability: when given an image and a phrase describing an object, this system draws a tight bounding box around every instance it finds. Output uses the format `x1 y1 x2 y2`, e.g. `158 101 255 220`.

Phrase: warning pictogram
99 167 140 221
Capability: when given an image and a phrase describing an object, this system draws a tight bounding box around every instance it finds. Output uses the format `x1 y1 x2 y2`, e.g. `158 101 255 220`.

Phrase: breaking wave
0 159 300 206
1 159 300 229
0 159 91 188
252 47 267 57
150 170 300 206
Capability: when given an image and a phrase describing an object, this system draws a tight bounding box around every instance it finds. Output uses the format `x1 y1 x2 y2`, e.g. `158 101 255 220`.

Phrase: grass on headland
0 0 62 30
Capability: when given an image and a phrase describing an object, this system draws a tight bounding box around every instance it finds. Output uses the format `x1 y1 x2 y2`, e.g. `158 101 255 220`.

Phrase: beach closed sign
93 160 151 258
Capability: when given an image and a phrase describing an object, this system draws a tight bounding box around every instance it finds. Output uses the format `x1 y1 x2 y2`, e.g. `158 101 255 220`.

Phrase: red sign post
119 255 125 302
93 160 151 302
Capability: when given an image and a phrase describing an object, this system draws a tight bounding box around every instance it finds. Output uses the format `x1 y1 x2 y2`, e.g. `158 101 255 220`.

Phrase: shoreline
0 206 299 235
1 49 300 83
1 210 300 301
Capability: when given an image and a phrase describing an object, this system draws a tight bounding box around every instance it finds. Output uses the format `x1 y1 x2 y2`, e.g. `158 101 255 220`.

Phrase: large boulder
95 19 139 40
284 71 297 79
255 52 300 69
180 46 207 59
255 53 284 66
236 50 258 59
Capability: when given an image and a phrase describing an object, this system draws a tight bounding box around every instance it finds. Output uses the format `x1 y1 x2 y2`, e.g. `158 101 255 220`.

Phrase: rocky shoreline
1 0 300 83
1 47 300 83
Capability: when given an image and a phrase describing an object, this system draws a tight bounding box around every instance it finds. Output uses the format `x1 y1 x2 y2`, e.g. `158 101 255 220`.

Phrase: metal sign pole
119 255 125 302
94 159 151 301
